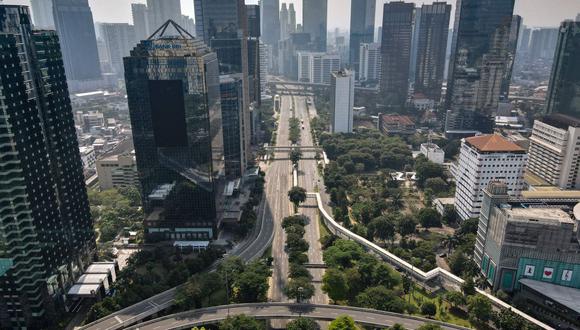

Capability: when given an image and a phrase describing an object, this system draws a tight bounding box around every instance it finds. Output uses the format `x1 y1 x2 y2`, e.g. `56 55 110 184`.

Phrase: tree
282 215 307 228
322 268 349 302
288 186 307 209
368 216 396 243
493 308 528 330
459 218 479 235
448 250 470 276
415 155 445 187
355 286 407 313
425 177 448 194
417 208 442 228
290 148 302 166
219 315 264 330
287 317 319 330
323 239 365 269
417 324 442 330
285 277 315 302
421 301 437 317
390 324 407 330
329 315 360 330
467 294 493 324
445 291 466 309
461 277 476 296
289 263 312 279
398 216 417 237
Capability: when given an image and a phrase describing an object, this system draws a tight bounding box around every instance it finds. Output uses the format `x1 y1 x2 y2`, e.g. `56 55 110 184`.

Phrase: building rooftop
503 207 575 225
465 134 525 153
541 113 580 129
519 279 580 314
381 115 415 126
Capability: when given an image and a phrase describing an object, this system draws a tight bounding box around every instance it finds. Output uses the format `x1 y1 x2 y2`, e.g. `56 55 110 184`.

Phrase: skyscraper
331 70 355 133
0 6 95 328
445 0 515 136
132 3 150 40
280 3 289 40
303 0 328 51
349 0 376 78
500 15 522 97
380 2 414 107
30 0 54 29
261 0 281 47
545 22 580 118
220 75 245 177
53 0 101 81
359 42 382 83
414 2 451 101
124 21 224 242
100 23 136 76
288 4 297 34
247 4 261 38
529 27 559 60
146 0 182 35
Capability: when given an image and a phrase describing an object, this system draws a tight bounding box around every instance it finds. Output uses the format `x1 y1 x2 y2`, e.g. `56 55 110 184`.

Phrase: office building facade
359 42 382 83
349 0 376 77
124 22 224 242
445 0 515 135
379 2 414 107
132 3 150 40
527 115 580 190
261 0 281 47
529 27 559 60
30 0 54 29
53 0 101 81
303 0 328 51
0 6 95 328
330 70 355 133
414 2 451 101
220 75 245 178
146 0 182 36
454 134 527 221
297 52 341 84
100 23 136 76
96 153 139 190
545 22 580 118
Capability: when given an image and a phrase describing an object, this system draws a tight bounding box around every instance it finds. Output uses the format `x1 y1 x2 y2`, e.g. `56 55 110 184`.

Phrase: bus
274 94 281 112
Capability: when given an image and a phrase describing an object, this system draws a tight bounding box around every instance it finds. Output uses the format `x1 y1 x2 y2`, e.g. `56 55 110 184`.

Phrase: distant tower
53 0 101 81
288 3 297 34
379 2 414 107
349 0 376 78
0 5 95 328
132 3 150 40
100 23 136 76
444 0 516 137
280 3 289 40
500 15 522 98
146 0 182 35
261 0 281 46
303 0 328 51
331 70 355 133
30 0 54 29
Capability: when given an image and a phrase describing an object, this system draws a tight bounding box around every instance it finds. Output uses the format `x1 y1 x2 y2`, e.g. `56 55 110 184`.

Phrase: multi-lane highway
125 303 469 330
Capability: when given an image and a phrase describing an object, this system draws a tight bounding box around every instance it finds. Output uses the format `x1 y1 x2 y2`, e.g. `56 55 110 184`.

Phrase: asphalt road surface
126 303 469 330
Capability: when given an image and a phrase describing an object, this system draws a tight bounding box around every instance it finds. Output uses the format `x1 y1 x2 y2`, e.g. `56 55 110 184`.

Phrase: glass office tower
0 6 95 328
124 22 224 242
303 0 328 51
545 22 580 118
349 0 376 78
445 0 515 136
220 75 245 178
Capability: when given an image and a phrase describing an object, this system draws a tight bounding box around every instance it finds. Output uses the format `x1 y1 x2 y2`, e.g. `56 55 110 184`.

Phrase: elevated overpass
125 303 469 330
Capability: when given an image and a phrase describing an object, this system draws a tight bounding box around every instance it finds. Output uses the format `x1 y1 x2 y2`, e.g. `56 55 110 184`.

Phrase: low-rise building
79 146 96 170
96 152 139 190
378 114 416 135
454 134 527 221
420 143 445 164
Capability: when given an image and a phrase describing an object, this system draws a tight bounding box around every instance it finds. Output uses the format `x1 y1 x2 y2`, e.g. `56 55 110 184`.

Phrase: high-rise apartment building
359 42 382 82
303 0 328 51
261 0 281 47
454 134 527 221
527 115 580 190
100 23 136 76
53 0 102 81
349 0 376 77
146 0 182 36
0 6 95 328
545 21 580 118
297 52 341 84
330 70 355 133
30 0 54 29
379 2 414 107
280 3 289 40
124 22 224 242
445 0 515 136
132 3 150 40
414 2 451 101
220 75 245 177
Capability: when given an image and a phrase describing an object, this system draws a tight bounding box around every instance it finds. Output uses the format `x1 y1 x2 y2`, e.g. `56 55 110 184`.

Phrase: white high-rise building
454 134 527 221
527 115 580 190
330 69 354 133
359 42 382 82
259 41 269 99
297 52 341 84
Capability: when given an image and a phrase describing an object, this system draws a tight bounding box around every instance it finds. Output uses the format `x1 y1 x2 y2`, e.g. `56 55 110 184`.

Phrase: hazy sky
3 0 580 29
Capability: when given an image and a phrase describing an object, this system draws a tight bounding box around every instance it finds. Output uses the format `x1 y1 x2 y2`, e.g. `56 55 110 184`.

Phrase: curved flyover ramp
126 303 469 330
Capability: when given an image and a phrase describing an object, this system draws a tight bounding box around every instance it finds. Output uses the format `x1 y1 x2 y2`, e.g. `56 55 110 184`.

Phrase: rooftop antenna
147 19 195 40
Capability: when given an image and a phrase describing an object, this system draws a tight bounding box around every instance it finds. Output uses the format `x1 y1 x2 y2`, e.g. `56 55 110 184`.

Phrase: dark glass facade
500 15 522 98
545 22 580 118
124 32 224 242
220 75 244 178
0 6 95 328
379 2 414 107
261 0 280 46
246 5 261 38
445 0 515 135
349 0 375 77
52 0 101 81
414 2 451 101
303 0 328 51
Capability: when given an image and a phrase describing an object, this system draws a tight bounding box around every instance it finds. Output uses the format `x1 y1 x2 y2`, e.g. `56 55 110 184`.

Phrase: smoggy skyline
2 0 579 30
